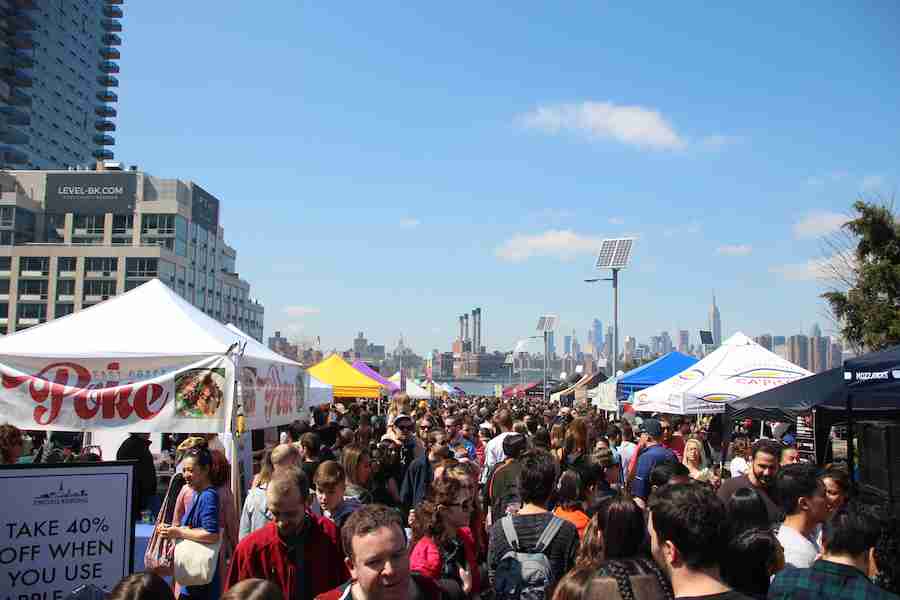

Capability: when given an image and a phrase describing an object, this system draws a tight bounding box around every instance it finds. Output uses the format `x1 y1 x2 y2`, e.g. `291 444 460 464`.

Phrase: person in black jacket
400 430 449 514
116 433 157 520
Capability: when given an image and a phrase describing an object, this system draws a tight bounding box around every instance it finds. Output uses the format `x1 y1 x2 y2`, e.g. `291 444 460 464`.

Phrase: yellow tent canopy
308 354 384 399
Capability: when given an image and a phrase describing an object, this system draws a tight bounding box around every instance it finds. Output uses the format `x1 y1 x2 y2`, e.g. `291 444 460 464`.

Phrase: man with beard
315 504 441 600
717 439 782 524
649 483 753 599
226 467 347 598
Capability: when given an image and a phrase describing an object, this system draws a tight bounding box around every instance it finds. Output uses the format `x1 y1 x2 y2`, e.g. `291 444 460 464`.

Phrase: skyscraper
810 335 829 373
678 330 690 354
563 335 572 356
1 1 123 169
592 319 603 350
809 322 822 339
754 334 773 351
547 331 556 359
709 292 722 348
788 335 810 370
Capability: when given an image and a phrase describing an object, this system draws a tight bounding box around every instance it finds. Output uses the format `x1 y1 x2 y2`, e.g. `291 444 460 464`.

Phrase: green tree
822 200 900 352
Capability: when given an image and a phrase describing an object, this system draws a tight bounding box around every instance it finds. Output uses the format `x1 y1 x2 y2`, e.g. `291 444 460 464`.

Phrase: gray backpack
494 515 565 600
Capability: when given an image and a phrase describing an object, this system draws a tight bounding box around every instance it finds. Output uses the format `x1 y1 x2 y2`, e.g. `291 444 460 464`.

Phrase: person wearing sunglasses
410 477 480 599
400 429 450 515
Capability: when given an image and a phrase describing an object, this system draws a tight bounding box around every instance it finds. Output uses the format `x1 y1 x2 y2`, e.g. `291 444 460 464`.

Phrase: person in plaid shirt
769 501 898 600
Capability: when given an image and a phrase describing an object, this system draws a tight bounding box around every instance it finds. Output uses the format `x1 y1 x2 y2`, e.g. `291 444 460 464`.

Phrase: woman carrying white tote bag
159 442 222 600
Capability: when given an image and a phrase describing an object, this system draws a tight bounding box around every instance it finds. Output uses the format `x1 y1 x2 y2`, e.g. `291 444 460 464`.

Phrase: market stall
388 372 431 399
617 351 698 401
632 332 810 414
308 354 385 399
351 359 400 393
0 280 307 586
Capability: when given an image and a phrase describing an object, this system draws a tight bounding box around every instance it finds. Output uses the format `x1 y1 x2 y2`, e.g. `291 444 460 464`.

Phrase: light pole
586 271 619 376
588 237 635 379
535 316 558 404
514 334 546 397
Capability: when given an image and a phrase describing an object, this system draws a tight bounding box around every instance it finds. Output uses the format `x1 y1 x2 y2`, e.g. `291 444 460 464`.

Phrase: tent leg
845 391 855 485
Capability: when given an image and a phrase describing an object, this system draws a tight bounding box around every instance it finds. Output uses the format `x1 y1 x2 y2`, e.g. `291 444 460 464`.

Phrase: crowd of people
2 391 898 600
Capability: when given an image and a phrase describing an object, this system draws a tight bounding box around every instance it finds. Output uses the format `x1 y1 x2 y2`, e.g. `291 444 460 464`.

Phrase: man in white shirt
481 408 514 483
774 463 829 568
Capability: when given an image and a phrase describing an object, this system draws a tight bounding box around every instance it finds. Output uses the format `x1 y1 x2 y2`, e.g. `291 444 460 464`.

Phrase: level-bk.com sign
0 463 134 599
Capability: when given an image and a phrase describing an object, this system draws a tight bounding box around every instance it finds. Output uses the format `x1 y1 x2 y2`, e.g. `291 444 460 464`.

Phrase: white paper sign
0 463 134 598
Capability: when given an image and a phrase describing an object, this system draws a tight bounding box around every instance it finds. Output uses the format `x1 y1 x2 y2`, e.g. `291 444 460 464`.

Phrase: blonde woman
682 438 711 483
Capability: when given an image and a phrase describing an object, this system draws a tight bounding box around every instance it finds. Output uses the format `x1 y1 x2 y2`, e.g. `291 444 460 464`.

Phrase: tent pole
845 391 855 485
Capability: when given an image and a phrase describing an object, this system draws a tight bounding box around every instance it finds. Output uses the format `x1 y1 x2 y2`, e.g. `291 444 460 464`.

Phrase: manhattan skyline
113 4 898 353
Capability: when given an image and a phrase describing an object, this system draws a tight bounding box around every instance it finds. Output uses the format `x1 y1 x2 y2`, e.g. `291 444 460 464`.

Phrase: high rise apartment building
788 334 810 370
678 330 689 354
1 0 123 169
592 318 602 350
754 334 773 351
0 165 264 339
809 335 829 373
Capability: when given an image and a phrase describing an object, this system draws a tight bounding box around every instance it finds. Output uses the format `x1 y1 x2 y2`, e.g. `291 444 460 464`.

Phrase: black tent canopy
727 345 900 464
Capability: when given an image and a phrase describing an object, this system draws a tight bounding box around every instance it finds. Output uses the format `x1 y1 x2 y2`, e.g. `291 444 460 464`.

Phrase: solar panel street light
590 238 637 379
595 238 635 269
536 315 558 332
535 314 558 403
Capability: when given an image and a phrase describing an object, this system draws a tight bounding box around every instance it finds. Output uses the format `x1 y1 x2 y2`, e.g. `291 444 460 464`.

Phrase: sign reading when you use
0 462 134 599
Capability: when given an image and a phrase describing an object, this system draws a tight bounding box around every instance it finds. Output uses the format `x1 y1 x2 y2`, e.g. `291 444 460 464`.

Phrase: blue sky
115 3 899 354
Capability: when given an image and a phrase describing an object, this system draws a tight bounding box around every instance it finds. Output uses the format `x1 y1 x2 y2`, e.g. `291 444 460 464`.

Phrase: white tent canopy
590 376 619 412
225 324 333 410
632 332 811 415
388 372 430 399
0 280 305 433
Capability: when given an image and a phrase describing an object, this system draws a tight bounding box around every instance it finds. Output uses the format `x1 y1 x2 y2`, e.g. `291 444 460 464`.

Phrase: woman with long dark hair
568 491 673 600
410 477 480 599
109 573 176 600
725 487 771 538
721 528 784 600
160 441 222 600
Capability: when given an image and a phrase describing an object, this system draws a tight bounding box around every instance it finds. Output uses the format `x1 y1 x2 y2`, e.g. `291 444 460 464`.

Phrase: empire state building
709 293 722 348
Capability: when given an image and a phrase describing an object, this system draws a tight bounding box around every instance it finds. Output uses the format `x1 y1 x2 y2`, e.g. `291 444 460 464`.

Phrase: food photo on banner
0 461 135 599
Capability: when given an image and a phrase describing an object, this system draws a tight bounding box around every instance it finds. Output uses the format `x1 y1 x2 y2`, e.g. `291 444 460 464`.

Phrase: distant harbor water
446 378 540 397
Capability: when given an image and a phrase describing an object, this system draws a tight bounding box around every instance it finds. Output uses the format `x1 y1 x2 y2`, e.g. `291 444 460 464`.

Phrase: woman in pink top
410 477 480 599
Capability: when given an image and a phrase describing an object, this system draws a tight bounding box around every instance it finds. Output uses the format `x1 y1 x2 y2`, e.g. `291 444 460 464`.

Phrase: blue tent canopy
617 351 699 401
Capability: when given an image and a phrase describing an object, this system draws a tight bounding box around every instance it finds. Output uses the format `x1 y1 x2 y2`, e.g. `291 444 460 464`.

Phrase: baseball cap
502 433 527 458
389 413 413 427
639 418 663 437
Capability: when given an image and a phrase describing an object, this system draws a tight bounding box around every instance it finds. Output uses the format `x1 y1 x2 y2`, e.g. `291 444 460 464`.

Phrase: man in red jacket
225 467 348 599
316 504 441 600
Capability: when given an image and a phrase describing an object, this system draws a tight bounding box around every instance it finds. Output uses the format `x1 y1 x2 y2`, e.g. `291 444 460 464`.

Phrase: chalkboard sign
795 413 817 464
0 462 135 598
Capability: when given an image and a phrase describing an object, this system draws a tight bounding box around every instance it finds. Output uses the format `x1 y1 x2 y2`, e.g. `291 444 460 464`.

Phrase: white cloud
861 174 885 191
793 211 847 239
519 101 686 150
284 305 321 317
399 218 421 229
716 244 752 256
608 216 625 225
495 229 608 262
